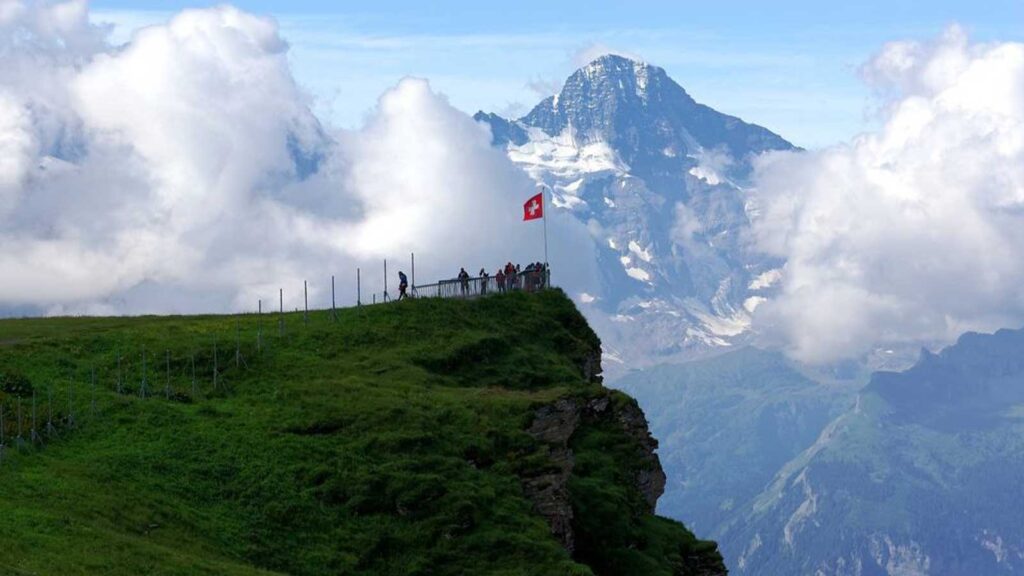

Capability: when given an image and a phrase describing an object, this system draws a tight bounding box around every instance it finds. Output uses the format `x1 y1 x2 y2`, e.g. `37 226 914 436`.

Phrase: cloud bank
750 27 1024 363
0 1 596 316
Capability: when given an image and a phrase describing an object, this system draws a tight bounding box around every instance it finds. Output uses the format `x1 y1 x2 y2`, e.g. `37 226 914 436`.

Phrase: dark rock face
472 111 529 146
524 398 582 552
611 396 667 512
523 393 669 552
580 349 603 385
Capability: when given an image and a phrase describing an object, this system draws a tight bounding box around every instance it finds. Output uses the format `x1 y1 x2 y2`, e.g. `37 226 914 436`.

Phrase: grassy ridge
0 290 721 575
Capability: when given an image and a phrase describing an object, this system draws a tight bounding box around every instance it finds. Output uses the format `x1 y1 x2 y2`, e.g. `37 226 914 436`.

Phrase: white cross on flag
523 192 544 221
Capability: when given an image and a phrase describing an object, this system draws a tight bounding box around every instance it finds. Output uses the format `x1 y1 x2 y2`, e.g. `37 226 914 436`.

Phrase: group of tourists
397 262 550 300
454 262 549 296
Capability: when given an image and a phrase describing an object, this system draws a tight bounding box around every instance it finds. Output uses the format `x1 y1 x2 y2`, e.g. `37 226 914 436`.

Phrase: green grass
0 290 721 575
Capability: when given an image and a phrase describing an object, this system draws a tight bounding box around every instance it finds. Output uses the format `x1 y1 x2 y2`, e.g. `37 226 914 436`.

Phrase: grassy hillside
0 290 724 576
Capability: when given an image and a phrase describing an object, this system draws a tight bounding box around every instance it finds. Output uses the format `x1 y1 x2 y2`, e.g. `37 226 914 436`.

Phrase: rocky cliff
522 336 726 575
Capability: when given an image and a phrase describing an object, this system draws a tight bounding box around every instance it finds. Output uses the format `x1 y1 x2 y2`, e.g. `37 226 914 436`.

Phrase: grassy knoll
0 290 722 575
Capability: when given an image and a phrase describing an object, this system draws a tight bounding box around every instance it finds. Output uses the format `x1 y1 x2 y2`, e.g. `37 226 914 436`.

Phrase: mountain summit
476 55 795 372
516 55 793 177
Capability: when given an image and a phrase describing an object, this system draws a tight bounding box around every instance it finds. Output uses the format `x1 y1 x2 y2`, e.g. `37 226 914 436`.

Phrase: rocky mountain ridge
476 54 795 374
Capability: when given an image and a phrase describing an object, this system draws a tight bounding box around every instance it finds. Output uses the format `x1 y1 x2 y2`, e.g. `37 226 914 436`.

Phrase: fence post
279 289 284 337
257 299 262 353
357 268 362 306
304 280 309 326
384 259 389 302
331 275 337 322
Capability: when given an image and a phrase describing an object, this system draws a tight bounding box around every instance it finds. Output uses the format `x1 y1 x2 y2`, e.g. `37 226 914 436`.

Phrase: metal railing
410 268 551 300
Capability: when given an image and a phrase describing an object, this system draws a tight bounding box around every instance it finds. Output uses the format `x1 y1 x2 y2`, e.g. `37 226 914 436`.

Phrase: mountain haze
720 328 1024 574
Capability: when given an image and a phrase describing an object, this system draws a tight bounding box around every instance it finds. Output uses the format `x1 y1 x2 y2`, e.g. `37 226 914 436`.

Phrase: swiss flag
523 192 544 221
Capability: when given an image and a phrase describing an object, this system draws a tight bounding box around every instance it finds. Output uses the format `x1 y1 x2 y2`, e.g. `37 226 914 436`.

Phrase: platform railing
411 268 551 300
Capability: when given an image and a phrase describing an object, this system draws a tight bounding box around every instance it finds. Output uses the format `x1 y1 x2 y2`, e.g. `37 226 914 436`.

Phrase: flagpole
542 185 549 267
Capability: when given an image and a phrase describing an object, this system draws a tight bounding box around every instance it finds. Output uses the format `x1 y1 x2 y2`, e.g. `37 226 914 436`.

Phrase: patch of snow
626 267 651 282
551 194 587 210
561 178 584 194
507 128 627 183
690 307 750 338
689 165 721 186
628 240 654 263
685 326 731 347
749 269 782 291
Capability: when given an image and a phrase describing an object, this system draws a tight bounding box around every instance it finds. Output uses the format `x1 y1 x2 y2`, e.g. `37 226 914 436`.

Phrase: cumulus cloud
0 1 597 316
750 27 1024 363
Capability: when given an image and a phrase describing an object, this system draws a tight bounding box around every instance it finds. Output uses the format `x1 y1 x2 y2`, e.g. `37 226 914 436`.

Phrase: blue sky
90 0 1023 148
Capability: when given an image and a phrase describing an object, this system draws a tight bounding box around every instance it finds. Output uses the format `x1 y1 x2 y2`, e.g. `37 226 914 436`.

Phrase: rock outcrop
523 392 669 553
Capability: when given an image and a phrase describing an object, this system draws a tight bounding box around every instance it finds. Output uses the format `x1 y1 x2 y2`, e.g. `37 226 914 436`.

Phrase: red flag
523 192 544 221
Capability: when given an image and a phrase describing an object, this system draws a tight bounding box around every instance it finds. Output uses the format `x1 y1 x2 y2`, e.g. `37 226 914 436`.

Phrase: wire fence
0 326 265 467
0 261 554 468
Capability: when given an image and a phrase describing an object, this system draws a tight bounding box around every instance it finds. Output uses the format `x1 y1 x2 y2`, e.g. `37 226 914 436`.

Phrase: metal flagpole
542 185 549 266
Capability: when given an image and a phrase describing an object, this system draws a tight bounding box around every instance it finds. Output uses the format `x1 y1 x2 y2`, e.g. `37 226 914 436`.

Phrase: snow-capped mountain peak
475 55 795 373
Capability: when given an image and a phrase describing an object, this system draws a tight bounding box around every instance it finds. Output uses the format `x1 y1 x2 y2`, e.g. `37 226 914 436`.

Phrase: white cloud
750 27 1024 363
0 2 598 316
